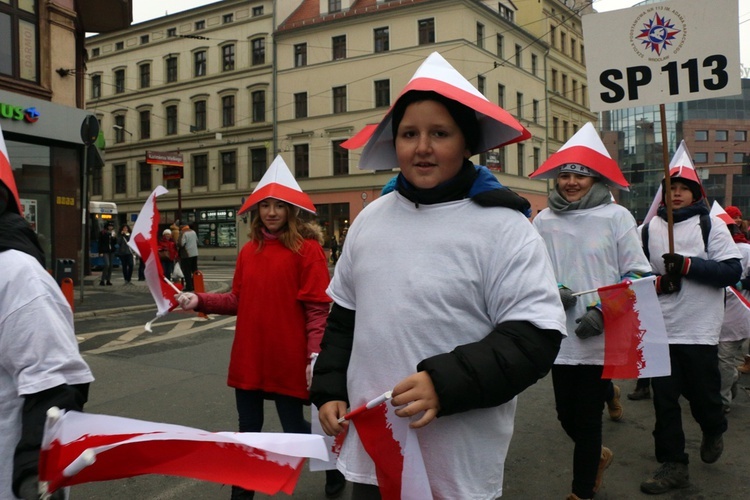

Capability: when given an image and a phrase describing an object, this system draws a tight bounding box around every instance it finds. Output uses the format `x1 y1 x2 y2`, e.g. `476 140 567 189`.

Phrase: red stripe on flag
600 282 644 379
354 403 404 500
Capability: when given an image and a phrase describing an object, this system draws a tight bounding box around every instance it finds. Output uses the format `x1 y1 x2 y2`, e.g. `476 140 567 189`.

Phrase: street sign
80 115 99 146
146 150 184 180
583 0 741 112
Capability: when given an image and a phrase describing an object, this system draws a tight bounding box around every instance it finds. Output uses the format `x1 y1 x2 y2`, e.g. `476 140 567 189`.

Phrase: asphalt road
67 263 750 499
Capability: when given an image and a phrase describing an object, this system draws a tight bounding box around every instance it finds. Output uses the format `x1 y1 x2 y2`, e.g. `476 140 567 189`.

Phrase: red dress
201 237 330 400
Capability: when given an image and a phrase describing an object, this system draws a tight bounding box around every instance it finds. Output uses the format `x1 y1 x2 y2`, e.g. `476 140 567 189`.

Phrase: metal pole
79 144 88 303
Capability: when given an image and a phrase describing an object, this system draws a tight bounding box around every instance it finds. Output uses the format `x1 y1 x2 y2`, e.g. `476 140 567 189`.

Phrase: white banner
583 0 741 111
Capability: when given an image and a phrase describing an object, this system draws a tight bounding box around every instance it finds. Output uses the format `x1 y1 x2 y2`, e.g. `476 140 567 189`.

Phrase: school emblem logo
630 7 686 60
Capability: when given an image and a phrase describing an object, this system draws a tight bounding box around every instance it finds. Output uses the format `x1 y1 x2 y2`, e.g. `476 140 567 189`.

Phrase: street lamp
112 124 132 143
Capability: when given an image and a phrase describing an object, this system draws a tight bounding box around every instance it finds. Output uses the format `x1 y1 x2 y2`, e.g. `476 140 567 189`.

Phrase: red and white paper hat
710 200 735 226
0 122 21 213
341 51 530 170
530 122 629 191
641 140 708 224
238 155 316 215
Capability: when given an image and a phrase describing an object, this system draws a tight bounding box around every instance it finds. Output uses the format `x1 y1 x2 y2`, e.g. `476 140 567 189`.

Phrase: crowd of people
4 50 750 500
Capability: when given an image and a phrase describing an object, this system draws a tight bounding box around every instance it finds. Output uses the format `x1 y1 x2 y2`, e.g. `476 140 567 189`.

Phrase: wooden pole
659 104 675 253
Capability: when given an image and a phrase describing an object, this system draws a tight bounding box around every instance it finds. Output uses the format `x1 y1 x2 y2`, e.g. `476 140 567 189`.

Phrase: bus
89 201 119 270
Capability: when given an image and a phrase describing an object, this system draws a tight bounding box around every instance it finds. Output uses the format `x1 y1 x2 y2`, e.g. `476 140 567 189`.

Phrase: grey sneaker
640 462 689 495
700 432 724 464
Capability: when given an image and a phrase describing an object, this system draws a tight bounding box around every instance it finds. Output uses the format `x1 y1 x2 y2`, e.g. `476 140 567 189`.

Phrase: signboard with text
146 150 184 180
583 0 741 112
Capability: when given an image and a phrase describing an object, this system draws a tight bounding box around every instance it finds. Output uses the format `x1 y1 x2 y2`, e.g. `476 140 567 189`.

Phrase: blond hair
249 201 324 253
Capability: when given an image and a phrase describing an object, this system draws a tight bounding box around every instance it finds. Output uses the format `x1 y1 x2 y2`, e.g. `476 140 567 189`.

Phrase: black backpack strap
641 222 650 261
699 213 711 253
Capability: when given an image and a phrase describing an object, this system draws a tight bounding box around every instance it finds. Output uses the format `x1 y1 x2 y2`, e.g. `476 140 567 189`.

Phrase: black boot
325 469 346 498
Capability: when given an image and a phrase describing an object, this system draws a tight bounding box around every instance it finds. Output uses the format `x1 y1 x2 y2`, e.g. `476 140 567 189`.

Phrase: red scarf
733 231 749 244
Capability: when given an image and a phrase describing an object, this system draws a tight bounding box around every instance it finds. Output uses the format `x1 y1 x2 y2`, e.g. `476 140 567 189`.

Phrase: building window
532 99 539 123
139 63 150 89
560 32 566 54
581 44 586 65
222 44 235 71
328 0 341 13
139 110 150 139
695 130 709 141
194 100 206 131
514 44 522 67
91 74 101 98
166 55 178 83
192 154 208 187
418 18 434 45
733 152 745 163
222 95 235 127
221 151 237 184
223 13 233 23
533 147 541 169
167 27 176 37
531 54 538 76
476 22 484 48
91 47 100 57
562 74 568 97
114 69 125 93
563 120 569 140
498 84 505 108
550 25 556 47
374 27 389 53
115 41 124 51
294 43 307 67
572 79 578 103
195 20 205 30
332 35 346 60
374 80 390 108
693 152 708 163
166 105 177 135
252 38 265 65
114 164 127 194
499 3 515 22
496 34 504 59
92 167 102 196
553 117 559 140
252 6 263 16
714 152 728 163
516 92 523 119
114 115 126 143
581 84 587 107
716 130 729 141
333 140 348 176
250 91 265 122
571 39 577 61
734 130 747 142
517 143 525 175
477 75 486 96
140 34 149 44
294 92 308 119
139 161 152 192
551 69 558 92
251 147 267 182
194 51 206 77
295 144 309 178
333 86 347 114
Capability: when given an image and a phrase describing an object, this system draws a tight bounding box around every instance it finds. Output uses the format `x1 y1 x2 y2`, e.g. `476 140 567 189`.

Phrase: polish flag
127 186 178 318
709 200 736 226
39 409 329 495
0 121 22 213
351 401 432 500
642 140 707 224
600 277 671 379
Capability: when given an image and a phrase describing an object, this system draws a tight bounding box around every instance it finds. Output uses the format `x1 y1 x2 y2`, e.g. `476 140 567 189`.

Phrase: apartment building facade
85 0 583 258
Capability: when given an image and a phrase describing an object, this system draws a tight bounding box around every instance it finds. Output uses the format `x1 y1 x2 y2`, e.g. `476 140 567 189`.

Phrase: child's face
669 180 694 208
395 100 470 189
556 172 596 203
258 198 289 234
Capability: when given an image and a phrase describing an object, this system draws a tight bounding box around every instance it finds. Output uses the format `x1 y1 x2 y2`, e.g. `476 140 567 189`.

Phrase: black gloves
575 308 604 339
663 253 690 275
18 476 64 500
656 274 682 294
558 286 578 311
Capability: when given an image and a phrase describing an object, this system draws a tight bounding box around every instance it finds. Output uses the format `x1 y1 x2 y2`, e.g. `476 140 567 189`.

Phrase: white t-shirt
720 241 750 342
644 215 742 344
328 192 565 500
533 203 652 365
0 250 94 500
